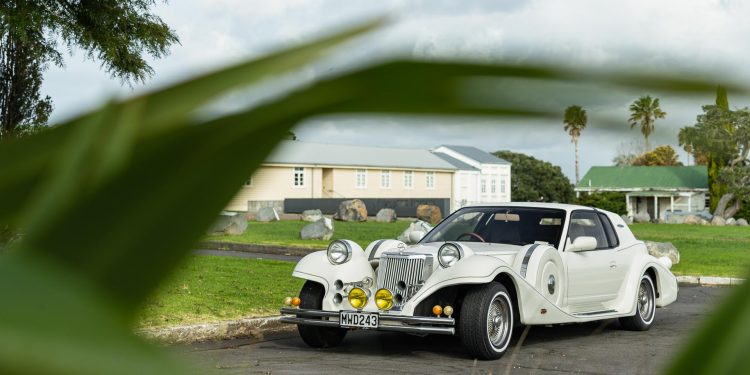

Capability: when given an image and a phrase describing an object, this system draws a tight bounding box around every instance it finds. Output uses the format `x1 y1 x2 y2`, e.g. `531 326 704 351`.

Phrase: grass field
205 220 408 249
137 256 302 328
630 223 750 278
141 222 750 328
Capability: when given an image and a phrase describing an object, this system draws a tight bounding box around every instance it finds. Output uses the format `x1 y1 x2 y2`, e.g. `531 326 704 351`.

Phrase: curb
137 316 293 344
197 240 319 257
676 275 744 286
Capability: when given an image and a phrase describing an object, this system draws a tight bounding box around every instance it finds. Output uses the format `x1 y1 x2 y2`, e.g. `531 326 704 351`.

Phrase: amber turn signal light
291 297 301 307
432 305 443 316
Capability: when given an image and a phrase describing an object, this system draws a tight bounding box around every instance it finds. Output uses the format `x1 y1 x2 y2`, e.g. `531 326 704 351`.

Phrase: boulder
695 210 714 221
376 208 397 223
643 241 680 265
333 199 368 222
711 216 726 226
208 212 247 235
301 209 323 222
300 217 334 240
737 218 749 226
620 215 633 225
726 217 737 226
416 204 443 225
633 212 651 223
397 220 433 244
663 212 687 224
683 215 702 225
256 207 280 222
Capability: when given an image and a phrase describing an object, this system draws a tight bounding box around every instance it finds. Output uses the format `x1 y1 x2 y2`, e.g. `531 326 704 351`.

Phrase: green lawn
206 220 408 249
630 223 750 278
139 222 750 328
137 255 302 328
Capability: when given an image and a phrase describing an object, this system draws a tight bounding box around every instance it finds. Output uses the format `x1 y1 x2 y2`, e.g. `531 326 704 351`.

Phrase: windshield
420 206 567 247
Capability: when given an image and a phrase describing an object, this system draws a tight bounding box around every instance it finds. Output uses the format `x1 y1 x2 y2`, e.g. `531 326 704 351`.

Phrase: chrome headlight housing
327 240 352 265
438 243 462 268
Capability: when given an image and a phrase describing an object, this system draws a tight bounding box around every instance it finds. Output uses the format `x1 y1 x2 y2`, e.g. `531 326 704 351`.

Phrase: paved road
176 285 726 375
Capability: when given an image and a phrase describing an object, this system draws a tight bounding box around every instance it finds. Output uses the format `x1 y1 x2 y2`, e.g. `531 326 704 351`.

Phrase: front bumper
279 308 455 335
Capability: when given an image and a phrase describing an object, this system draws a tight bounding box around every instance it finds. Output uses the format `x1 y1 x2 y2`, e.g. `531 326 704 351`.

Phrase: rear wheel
459 282 514 360
297 281 347 347
619 275 656 331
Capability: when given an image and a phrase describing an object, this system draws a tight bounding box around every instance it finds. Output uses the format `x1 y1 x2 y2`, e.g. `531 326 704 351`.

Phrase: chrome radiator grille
377 252 433 310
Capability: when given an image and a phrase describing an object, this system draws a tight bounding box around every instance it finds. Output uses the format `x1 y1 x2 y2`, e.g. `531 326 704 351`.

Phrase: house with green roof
575 166 708 220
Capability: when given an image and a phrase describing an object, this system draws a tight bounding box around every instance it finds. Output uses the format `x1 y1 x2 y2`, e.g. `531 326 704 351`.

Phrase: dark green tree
493 150 575 203
0 0 178 140
575 192 627 215
628 95 667 152
563 105 587 184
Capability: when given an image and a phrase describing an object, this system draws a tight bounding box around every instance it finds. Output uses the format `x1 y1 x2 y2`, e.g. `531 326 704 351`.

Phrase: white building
432 145 512 209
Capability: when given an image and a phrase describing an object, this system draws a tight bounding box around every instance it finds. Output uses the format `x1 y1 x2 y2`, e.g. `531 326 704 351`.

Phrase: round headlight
348 287 368 309
375 288 394 310
327 240 352 265
438 243 461 268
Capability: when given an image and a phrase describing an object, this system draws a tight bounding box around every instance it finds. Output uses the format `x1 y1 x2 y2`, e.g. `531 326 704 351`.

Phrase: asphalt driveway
176 285 726 375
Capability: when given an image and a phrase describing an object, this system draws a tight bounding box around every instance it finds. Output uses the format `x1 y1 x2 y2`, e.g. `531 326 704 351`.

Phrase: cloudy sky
41 0 750 180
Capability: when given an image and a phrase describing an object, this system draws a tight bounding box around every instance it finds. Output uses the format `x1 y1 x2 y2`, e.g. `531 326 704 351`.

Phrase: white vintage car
280 203 678 359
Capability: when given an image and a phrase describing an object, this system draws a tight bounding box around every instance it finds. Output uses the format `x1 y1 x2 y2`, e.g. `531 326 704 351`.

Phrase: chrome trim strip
379 314 455 326
573 309 617 316
520 244 541 278
279 316 455 335
280 316 340 327
368 239 387 261
280 308 456 334
281 307 339 318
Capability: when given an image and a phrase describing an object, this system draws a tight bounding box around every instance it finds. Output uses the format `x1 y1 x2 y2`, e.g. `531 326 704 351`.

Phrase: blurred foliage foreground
0 19 749 374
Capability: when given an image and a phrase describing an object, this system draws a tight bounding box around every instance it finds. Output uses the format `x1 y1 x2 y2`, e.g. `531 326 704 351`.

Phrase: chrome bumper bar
279 308 455 335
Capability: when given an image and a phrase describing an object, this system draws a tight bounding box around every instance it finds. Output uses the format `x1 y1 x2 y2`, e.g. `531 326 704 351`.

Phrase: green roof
576 166 708 191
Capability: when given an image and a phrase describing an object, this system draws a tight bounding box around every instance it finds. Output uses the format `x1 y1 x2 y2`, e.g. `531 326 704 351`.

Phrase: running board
573 309 617 316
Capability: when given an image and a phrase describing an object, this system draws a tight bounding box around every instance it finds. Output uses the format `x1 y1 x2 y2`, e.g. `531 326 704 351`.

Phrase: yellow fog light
375 289 394 310
348 288 368 309
283 297 293 306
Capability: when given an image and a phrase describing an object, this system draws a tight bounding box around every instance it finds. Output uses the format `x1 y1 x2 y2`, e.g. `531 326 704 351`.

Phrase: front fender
402 255 574 324
617 253 678 314
291 241 376 311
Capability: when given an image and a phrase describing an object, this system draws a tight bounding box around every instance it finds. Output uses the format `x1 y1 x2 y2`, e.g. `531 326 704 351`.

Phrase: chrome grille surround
377 252 433 310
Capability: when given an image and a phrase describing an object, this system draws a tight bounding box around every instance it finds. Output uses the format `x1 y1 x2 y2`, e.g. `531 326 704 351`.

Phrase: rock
737 218 749 226
726 217 737 226
633 212 650 223
300 218 334 240
397 220 433 244
332 199 368 222
663 212 687 224
376 208 397 223
257 207 280 222
620 215 633 225
208 212 247 235
416 204 443 225
683 215 702 225
711 216 726 226
644 241 680 265
301 209 323 222
695 210 714 221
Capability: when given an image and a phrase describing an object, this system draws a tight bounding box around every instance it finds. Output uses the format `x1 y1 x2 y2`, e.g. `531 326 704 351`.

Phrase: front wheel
619 275 656 331
297 281 347 347
459 282 514 360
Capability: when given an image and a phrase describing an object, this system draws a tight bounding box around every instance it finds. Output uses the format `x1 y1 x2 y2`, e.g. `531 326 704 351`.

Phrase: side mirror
568 236 597 252
408 231 425 243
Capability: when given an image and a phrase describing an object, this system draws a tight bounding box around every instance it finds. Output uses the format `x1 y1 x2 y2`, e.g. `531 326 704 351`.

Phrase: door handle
609 261 617 270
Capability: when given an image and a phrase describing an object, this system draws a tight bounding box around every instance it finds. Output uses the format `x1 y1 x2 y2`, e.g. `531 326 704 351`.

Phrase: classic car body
280 202 678 359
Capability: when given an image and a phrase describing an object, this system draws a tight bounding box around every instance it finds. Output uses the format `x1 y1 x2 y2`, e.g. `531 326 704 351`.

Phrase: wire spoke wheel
487 296 511 348
637 278 655 322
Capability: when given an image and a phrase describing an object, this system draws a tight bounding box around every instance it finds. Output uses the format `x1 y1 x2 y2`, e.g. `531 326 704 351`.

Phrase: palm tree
563 105 587 184
628 95 666 152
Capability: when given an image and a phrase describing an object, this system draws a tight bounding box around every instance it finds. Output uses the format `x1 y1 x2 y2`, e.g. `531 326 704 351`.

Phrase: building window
356 169 367 188
244 177 254 187
403 170 413 188
491 179 496 194
426 171 435 189
481 179 487 193
293 167 304 187
380 170 391 188
500 178 507 194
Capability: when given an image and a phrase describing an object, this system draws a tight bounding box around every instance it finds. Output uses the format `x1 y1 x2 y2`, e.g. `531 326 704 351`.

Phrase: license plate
340 311 379 329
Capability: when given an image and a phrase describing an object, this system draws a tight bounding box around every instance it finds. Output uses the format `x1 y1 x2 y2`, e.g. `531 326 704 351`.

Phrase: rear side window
598 213 620 248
